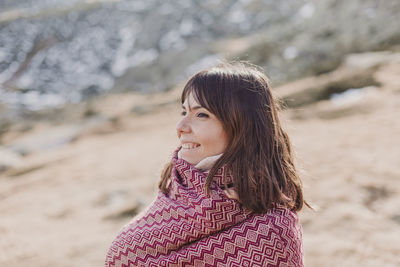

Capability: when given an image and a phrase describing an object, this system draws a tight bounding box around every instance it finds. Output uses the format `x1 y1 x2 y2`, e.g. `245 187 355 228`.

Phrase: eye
181 111 187 116
197 112 209 118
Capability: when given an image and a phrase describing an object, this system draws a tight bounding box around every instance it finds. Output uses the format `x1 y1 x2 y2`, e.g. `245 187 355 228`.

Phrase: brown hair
159 62 307 213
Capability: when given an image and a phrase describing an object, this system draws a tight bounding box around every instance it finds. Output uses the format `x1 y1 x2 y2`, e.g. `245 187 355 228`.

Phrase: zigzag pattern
105 150 303 266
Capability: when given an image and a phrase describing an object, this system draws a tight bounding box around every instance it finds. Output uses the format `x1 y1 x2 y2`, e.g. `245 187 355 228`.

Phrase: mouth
181 143 200 149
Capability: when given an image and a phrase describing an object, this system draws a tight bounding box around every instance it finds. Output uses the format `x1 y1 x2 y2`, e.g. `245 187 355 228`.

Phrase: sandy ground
0 54 399 266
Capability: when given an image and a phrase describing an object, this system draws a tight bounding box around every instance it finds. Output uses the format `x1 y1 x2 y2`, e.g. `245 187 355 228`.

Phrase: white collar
178 150 223 172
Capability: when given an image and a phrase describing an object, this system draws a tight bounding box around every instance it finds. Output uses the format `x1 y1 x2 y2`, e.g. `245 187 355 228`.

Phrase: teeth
182 143 200 149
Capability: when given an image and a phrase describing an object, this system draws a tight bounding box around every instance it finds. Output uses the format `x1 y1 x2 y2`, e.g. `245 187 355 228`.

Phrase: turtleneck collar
173 147 232 187
177 148 223 172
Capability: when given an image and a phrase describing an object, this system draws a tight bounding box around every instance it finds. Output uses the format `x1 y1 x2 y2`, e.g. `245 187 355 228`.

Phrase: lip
180 141 200 145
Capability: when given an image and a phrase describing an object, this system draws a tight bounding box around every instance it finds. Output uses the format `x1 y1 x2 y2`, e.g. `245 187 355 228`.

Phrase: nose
176 116 191 137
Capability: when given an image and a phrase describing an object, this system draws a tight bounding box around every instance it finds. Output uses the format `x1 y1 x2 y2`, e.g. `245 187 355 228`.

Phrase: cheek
201 126 228 153
216 130 229 151
221 131 229 148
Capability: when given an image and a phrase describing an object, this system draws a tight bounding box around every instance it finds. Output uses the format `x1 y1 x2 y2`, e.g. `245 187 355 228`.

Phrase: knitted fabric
105 149 304 266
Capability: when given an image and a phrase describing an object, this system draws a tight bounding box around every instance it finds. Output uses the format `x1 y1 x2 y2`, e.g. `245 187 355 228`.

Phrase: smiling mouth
181 143 200 149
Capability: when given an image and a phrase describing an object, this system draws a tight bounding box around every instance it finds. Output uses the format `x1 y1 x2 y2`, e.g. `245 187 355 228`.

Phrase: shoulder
249 207 304 265
257 206 302 237
267 206 301 225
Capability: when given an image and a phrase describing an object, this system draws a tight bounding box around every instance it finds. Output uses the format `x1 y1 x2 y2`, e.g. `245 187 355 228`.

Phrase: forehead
182 92 201 109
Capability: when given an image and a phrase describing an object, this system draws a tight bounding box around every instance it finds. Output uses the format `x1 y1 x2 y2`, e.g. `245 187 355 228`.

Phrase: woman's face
176 93 228 165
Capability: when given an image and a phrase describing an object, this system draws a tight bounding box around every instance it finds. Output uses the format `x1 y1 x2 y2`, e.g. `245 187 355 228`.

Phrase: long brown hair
159 62 307 213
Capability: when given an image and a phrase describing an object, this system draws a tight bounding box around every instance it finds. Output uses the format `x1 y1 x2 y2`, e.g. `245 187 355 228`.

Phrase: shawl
105 149 304 267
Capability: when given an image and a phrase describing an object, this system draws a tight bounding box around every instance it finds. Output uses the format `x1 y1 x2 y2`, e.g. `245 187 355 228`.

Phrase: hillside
0 51 399 266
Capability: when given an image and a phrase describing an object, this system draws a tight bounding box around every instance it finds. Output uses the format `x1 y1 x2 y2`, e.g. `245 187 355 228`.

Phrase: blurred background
0 0 399 266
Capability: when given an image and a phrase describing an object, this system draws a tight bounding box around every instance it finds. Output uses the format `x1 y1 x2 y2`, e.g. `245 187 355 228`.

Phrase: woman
105 62 306 267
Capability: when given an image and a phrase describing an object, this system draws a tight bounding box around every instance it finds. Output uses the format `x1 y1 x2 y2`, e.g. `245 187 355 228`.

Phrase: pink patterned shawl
105 149 304 267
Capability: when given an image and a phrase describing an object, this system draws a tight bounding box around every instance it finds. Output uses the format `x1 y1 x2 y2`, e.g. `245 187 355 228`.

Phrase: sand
0 53 399 266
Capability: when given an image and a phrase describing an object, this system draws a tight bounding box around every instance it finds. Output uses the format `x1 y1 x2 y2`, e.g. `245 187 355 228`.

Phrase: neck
195 154 223 171
177 150 222 172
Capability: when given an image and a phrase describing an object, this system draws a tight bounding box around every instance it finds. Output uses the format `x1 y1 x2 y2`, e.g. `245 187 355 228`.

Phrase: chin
180 154 201 165
180 150 202 165
182 157 200 166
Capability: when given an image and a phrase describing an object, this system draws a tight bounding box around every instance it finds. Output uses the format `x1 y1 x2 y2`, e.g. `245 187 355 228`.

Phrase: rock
362 184 393 210
0 0 304 110
344 51 400 69
289 86 380 120
391 214 400 225
112 44 211 93
103 203 140 221
226 0 400 84
0 147 22 173
4 162 47 177
277 66 379 109
96 190 142 221
45 207 73 220
6 124 82 155
276 52 399 109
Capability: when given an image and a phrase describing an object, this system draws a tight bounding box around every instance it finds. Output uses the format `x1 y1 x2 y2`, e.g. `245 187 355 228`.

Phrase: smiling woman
105 62 307 267
177 93 228 166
